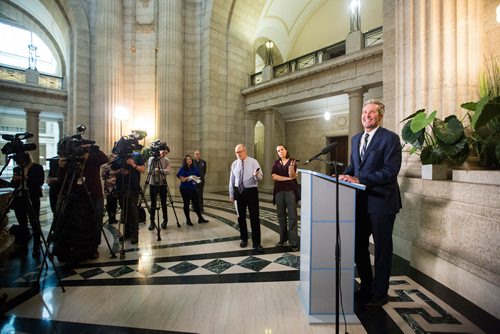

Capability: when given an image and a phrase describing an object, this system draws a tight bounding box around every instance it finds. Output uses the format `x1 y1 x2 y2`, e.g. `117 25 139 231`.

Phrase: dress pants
235 187 261 245
355 206 395 299
275 190 298 247
179 187 202 222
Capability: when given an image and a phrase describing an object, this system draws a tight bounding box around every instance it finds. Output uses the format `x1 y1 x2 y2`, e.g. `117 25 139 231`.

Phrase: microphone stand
317 157 343 334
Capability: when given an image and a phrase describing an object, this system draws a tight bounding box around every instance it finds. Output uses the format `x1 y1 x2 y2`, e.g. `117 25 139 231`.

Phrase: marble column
157 0 183 163
25 108 41 163
94 0 123 152
263 109 275 190
346 88 365 156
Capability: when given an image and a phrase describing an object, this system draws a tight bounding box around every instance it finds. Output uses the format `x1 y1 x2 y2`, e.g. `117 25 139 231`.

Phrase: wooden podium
298 169 365 323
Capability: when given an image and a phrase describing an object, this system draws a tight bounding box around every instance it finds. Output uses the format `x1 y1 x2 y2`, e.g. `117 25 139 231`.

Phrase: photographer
147 142 170 230
56 138 108 260
111 137 146 245
10 152 44 257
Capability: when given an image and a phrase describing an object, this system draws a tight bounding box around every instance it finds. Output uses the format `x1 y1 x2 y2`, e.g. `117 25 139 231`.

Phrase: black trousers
149 184 168 222
355 207 395 299
179 187 202 223
234 187 261 245
12 193 41 244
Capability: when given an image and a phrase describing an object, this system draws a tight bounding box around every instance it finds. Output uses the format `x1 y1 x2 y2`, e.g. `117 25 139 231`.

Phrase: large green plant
461 57 500 169
401 109 469 165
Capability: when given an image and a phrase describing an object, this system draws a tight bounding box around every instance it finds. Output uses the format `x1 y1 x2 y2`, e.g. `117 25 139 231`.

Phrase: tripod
143 155 180 241
0 154 65 292
46 157 115 263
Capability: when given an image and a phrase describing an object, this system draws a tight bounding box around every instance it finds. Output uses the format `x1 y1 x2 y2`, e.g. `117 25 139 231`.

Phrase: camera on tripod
150 140 169 158
112 133 144 158
1 132 37 164
57 134 96 161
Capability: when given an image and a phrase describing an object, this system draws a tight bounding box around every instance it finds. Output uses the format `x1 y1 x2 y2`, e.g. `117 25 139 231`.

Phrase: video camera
1 132 37 164
150 139 169 158
57 135 96 160
112 132 144 158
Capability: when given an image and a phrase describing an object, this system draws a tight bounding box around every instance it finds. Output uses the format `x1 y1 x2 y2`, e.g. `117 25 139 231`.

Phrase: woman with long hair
271 145 299 251
176 155 208 226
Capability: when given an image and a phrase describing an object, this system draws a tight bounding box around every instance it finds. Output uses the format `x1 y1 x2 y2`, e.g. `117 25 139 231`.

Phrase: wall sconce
114 106 129 135
265 40 274 66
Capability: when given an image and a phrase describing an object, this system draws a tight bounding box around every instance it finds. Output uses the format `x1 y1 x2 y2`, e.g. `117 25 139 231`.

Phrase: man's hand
338 174 359 183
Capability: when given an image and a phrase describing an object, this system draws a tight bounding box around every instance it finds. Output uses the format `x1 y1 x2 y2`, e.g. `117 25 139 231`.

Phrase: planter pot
421 164 448 180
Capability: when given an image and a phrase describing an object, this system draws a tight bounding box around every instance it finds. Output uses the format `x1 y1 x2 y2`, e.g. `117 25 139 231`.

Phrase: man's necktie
238 160 244 193
360 133 369 161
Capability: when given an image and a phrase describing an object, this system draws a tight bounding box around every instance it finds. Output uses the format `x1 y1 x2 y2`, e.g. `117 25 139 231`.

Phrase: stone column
157 0 183 164
263 109 275 190
94 0 123 152
244 112 257 156
346 88 365 156
25 108 41 163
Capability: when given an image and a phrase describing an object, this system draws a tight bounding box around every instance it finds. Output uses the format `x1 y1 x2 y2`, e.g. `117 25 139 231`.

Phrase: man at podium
339 99 402 310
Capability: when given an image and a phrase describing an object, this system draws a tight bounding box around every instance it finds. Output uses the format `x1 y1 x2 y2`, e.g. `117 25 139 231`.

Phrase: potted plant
461 57 500 169
401 109 470 179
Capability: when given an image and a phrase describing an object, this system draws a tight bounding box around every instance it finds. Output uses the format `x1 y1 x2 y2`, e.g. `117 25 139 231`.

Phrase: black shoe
363 295 388 310
177 222 181 228
198 217 208 223
253 244 264 252
148 222 155 231
291 246 300 252
186 221 194 226
130 237 139 245
88 250 99 259
161 221 167 229
240 240 248 248
275 241 285 247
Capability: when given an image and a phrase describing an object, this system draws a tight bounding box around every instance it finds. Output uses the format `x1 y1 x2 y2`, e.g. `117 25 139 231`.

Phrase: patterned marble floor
0 191 497 334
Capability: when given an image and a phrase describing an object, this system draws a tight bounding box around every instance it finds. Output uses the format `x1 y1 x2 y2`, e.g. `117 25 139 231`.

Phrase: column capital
344 87 366 98
24 108 42 115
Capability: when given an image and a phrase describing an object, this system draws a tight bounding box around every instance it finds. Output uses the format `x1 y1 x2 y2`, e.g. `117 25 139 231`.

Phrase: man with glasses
229 144 264 251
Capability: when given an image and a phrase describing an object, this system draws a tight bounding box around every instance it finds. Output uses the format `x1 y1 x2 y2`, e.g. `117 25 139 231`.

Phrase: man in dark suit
193 150 207 211
339 99 402 310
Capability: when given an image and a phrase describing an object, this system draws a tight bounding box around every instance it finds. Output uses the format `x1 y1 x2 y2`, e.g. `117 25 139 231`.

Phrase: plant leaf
401 109 426 123
410 110 436 133
401 121 424 148
473 101 500 129
434 115 464 144
421 146 444 165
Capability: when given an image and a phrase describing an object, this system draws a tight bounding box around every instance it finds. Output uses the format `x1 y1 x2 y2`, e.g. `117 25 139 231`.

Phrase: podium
298 169 365 323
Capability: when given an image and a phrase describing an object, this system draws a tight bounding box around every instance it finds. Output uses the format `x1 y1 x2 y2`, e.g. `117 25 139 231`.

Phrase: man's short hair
363 99 385 115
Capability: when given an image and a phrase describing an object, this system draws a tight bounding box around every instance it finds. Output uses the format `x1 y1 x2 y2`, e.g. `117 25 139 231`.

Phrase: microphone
320 142 338 154
305 142 338 164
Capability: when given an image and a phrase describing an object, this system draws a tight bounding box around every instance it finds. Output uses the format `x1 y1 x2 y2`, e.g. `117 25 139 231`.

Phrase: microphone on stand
305 142 338 164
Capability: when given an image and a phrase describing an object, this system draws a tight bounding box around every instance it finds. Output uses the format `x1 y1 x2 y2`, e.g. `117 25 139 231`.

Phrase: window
0 22 57 74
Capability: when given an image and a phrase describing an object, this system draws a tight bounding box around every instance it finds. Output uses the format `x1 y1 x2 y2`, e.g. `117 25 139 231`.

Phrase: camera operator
46 156 61 213
58 141 108 259
111 146 146 245
101 153 118 225
10 152 44 257
147 142 170 230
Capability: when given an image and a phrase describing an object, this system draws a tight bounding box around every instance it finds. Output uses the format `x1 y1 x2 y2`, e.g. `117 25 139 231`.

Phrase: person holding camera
113 154 145 244
10 152 44 257
58 143 108 259
176 155 208 226
147 145 170 230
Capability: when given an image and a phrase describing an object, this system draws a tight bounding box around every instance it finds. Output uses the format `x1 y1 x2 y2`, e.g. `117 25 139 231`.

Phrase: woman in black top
271 145 299 251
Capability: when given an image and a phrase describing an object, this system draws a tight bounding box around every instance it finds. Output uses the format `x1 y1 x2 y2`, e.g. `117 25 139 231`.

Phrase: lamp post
265 40 274 66
114 106 129 136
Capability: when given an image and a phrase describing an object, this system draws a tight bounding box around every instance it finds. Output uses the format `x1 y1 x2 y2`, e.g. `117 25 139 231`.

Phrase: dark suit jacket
344 127 402 215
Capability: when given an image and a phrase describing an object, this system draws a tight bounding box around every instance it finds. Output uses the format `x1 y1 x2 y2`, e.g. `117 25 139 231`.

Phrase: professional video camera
57 134 96 161
1 132 37 164
150 139 169 158
112 132 144 158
